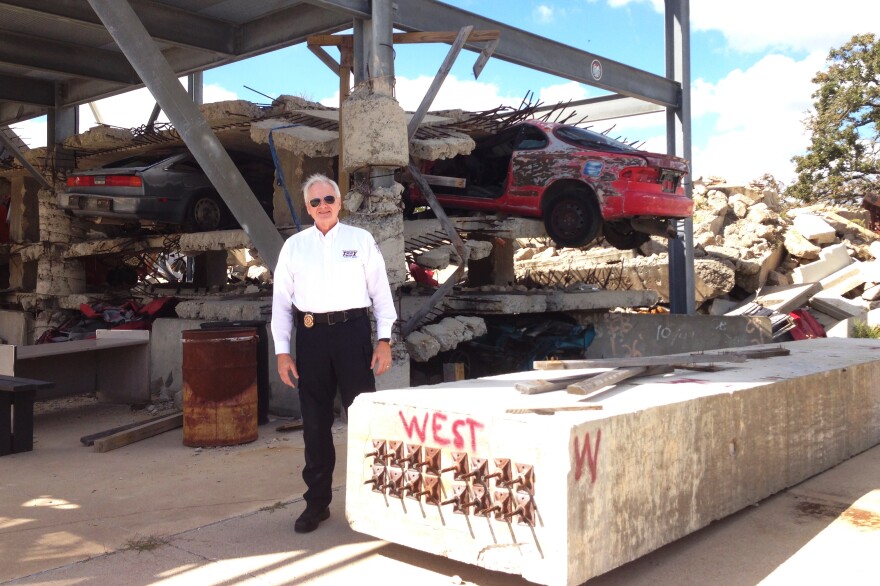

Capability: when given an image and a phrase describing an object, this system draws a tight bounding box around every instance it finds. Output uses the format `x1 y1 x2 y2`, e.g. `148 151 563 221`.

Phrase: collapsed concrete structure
3 97 876 418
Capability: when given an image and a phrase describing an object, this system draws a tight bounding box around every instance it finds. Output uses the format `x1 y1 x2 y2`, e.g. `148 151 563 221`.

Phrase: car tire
602 220 650 250
187 193 228 232
543 191 601 248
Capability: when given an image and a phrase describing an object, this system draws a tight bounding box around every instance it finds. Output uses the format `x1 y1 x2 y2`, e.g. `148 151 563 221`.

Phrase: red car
406 120 692 248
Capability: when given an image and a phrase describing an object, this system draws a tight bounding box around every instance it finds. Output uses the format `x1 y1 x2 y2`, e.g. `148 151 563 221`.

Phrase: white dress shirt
271 222 397 354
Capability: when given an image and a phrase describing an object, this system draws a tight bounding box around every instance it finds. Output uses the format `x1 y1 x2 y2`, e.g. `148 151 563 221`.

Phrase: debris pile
514 175 880 336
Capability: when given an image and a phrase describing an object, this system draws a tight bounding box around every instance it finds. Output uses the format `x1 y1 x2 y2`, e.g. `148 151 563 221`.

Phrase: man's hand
277 353 299 387
371 340 393 376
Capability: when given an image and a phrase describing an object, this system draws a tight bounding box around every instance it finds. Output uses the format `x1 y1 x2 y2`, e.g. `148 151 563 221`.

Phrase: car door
505 124 553 214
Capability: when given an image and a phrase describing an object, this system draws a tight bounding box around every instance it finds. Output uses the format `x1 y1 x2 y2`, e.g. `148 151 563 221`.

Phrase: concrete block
792 243 852 284
0 310 33 345
346 338 880 585
582 313 772 358
792 213 837 244
818 261 867 296
748 282 820 314
809 294 868 320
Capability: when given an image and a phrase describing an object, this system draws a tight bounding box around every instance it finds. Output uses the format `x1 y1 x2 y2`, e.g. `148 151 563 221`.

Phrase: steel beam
306 0 371 20
0 74 55 106
238 3 352 57
389 0 680 107
0 30 139 84
0 0 235 55
86 0 284 272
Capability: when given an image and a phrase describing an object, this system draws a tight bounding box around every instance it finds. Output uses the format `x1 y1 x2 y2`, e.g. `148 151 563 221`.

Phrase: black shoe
294 505 330 533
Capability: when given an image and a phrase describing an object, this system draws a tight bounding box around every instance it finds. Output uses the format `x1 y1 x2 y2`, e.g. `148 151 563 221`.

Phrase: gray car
58 149 275 232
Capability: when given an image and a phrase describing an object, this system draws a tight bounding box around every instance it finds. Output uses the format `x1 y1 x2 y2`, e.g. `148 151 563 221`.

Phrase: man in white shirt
271 173 396 533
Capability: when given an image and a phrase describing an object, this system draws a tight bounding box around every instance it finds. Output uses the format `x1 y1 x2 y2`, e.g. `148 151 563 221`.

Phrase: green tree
788 33 879 204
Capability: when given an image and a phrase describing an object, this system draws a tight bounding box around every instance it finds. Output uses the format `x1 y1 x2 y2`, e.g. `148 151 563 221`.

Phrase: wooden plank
308 31 500 47
506 404 604 415
80 418 154 446
514 372 603 395
276 419 303 433
567 366 650 395
442 362 466 382
572 365 675 401
93 413 183 453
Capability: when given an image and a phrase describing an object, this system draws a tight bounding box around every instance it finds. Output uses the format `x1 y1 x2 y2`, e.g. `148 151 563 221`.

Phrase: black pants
295 313 375 509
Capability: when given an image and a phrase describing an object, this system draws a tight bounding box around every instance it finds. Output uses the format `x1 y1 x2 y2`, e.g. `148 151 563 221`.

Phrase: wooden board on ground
93 412 183 453
276 420 304 432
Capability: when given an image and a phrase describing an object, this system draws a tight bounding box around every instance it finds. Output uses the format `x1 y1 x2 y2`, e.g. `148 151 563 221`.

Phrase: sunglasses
309 195 336 208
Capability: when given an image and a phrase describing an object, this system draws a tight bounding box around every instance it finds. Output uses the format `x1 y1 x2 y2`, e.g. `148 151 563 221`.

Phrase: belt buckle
303 312 315 328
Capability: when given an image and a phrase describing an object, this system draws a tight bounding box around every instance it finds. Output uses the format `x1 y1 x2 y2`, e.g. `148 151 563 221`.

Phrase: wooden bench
0 330 150 404
0 375 54 455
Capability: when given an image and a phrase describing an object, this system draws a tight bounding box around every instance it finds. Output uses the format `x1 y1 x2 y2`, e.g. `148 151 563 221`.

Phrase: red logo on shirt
342 250 358 258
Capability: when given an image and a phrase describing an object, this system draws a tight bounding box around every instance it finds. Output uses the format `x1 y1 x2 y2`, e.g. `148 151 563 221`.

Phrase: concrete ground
1 396 878 586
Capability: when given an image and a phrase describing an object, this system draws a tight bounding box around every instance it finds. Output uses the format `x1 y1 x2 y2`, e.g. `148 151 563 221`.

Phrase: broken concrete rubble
62 125 133 150
250 120 338 158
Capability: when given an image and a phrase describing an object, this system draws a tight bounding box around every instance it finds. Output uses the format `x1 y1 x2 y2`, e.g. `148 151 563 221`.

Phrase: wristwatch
378 337 392 346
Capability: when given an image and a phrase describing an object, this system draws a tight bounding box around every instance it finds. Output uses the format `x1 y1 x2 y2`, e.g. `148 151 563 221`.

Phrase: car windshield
554 125 637 152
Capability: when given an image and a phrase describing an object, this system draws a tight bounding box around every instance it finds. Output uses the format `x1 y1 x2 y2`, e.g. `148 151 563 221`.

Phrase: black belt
297 307 368 328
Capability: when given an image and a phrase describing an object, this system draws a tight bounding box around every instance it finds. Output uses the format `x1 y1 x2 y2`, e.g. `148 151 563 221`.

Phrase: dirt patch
33 394 100 415
796 499 880 531
795 499 848 519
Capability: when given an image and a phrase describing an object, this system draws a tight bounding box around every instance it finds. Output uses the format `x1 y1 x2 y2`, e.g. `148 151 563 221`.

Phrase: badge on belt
303 312 315 328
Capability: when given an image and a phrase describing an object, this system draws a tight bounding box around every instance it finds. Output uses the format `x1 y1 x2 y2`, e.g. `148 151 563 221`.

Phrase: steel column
86 0 283 272
665 0 695 314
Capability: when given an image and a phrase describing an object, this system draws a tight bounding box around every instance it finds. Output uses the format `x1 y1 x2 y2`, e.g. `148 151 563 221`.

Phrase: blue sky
13 0 880 187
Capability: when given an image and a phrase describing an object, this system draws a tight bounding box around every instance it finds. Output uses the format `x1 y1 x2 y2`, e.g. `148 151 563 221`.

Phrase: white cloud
534 5 555 23
538 81 590 105
691 0 880 54
606 0 879 55
14 82 239 148
606 0 664 13
690 51 825 184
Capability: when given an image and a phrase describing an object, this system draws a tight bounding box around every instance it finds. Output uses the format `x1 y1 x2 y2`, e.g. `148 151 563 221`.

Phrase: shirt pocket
332 253 366 293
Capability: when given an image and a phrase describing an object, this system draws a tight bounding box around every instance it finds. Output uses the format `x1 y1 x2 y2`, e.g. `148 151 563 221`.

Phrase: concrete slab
582 313 772 358
345 338 880 585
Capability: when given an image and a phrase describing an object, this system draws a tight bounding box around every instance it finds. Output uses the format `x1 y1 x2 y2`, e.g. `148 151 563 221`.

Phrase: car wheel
543 191 601 248
602 220 650 250
188 193 227 232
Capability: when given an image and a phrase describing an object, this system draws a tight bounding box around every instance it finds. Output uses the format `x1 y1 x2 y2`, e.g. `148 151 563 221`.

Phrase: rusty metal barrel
181 328 258 447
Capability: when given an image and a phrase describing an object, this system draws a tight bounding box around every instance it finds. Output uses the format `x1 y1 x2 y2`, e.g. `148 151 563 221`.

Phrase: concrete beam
346 338 880 585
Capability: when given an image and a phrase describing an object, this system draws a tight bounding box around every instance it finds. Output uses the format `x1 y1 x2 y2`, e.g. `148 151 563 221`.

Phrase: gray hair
302 173 341 203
